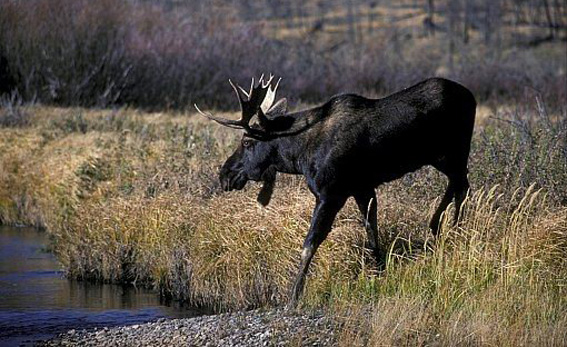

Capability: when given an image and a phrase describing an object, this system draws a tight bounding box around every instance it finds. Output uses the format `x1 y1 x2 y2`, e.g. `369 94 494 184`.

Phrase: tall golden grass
1 105 566 345
334 187 567 346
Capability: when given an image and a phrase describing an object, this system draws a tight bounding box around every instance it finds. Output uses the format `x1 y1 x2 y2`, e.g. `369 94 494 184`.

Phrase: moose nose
222 180 230 191
220 171 235 191
219 176 229 191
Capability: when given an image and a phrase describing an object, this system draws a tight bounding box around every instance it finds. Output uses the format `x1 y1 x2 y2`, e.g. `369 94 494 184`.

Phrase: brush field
0 101 566 345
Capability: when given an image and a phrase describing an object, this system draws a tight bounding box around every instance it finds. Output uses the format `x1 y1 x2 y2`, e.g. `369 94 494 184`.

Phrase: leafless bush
0 0 133 106
0 92 31 128
470 97 567 205
453 45 567 108
0 0 564 110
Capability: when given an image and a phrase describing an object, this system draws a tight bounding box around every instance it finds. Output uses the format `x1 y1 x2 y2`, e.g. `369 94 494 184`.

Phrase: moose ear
266 98 287 118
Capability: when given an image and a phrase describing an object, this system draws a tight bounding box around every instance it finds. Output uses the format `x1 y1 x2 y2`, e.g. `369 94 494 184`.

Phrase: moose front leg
354 190 384 264
289 196 347 307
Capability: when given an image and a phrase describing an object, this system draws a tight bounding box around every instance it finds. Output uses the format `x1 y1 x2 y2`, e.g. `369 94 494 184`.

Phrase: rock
39 309 337 346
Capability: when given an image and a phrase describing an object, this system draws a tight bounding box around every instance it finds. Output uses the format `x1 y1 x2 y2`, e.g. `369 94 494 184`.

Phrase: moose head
195 75 289 204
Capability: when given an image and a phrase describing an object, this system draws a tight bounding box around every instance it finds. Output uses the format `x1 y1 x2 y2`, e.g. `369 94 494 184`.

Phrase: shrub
0 92 31 127
0 1 564 110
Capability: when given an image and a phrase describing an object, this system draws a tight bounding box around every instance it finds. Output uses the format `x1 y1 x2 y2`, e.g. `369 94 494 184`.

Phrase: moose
196 75 476 305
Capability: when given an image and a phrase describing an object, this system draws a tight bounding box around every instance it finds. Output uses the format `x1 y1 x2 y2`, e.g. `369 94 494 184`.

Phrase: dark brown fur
212 77 476 305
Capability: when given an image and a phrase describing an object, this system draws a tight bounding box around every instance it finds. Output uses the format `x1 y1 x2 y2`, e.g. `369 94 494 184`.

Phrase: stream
0 226 201 346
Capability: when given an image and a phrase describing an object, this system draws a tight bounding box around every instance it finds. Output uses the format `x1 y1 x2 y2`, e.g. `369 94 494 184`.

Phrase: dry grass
0 104 566 345
333 187 567 346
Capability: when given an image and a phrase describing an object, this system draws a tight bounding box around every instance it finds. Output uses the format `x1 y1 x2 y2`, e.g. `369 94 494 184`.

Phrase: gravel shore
40 309 338 346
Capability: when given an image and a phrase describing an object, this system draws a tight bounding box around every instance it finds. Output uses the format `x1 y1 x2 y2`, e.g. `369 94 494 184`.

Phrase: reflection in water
0 226 201 347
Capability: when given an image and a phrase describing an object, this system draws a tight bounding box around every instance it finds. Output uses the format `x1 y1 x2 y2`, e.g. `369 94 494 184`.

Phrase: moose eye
242 139 253 148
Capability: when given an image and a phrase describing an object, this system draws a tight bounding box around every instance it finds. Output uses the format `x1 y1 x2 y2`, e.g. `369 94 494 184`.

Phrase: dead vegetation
0 100 565 345
0 0 565 110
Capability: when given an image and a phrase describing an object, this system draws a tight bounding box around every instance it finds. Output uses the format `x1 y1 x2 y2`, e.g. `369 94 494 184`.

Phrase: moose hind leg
453 176 470 225
289 196 347 307
354 190 384 263
429 181 455 235
431 153 470 235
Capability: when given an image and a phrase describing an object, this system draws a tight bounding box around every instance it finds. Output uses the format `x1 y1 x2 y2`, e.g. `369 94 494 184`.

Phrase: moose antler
194 74 282 139
260 76 281 114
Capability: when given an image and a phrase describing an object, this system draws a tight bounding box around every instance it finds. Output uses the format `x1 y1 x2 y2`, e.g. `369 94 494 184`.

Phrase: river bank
1 106 566 346
41 308 337 346
0 226 203 346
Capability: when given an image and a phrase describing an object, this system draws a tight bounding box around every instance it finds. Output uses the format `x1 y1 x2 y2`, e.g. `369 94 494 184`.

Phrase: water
0 226 201 346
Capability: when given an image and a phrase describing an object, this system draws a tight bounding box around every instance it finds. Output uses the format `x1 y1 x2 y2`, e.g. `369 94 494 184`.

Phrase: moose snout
220 177 230 191
219 172 233 191
219 170 247 191
219 165 232 191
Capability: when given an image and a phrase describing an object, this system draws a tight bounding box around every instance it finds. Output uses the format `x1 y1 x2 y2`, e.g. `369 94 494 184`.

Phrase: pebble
40 308 337 346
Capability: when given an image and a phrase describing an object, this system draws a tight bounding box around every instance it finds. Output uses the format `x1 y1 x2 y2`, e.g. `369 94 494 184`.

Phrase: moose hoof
285 299 299 311
364 243 386 270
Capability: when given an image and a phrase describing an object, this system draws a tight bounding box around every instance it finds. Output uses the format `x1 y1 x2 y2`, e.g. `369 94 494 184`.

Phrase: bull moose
195 75 476 305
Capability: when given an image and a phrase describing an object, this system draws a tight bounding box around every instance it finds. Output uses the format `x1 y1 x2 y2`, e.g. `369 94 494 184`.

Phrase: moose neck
264 108 324 176
267 136 306 175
